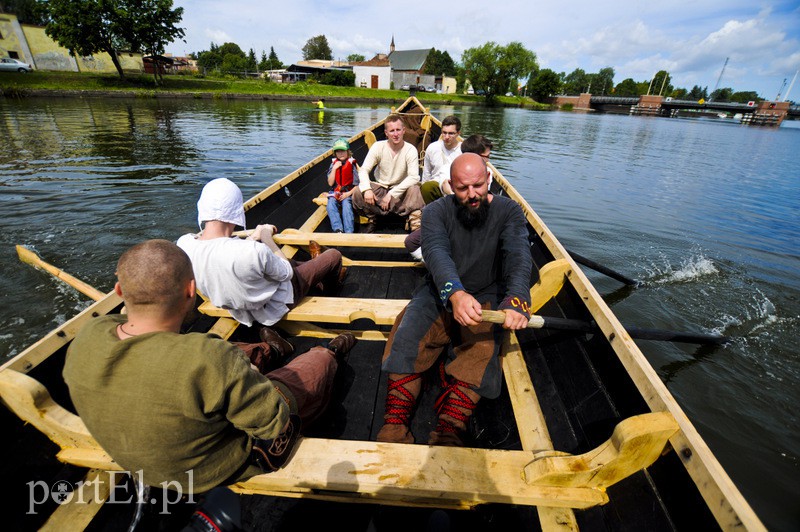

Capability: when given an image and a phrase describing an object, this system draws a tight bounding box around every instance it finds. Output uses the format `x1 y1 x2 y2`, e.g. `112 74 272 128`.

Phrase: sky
168 0 800 99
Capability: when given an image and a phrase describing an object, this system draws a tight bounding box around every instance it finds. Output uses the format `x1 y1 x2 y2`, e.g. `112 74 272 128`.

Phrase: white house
352 55 391 90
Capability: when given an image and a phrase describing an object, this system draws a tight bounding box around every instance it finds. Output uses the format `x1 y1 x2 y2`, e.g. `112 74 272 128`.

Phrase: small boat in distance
0 97 764 530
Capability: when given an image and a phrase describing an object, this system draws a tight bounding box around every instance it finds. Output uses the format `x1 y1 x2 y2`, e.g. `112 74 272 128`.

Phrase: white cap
197 178 246 230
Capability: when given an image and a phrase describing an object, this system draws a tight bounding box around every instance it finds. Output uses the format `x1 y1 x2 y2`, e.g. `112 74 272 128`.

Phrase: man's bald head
449 153 491 228
116 240 194 311
450 152 488 188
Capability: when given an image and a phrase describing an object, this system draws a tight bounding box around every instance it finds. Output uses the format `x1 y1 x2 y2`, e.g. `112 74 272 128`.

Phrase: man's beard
455 196 490 229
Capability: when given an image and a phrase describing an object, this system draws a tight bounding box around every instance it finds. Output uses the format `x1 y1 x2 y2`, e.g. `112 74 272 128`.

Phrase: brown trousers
351 182 425 218
290 248 342 302
382 284 503 399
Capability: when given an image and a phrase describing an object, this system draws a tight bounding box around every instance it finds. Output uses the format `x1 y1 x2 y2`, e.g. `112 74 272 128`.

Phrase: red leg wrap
384 373 421 426
435 364 477 434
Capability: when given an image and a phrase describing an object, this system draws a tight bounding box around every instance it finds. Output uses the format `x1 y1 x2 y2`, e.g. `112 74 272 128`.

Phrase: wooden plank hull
0 97 762 531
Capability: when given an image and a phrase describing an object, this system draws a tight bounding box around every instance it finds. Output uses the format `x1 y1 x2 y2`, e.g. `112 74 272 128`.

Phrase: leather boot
376 373 421 444
308 240 325 259
361 214 377 234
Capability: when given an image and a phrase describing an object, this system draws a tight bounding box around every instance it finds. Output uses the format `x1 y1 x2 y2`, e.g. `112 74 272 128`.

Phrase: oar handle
481 309 547 329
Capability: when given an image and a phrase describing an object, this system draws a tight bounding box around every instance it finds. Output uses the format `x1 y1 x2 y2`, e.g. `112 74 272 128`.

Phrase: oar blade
16 244 41 266
16 245 105 301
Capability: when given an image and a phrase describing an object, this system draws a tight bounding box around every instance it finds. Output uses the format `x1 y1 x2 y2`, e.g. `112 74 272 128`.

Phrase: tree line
528 67 761 104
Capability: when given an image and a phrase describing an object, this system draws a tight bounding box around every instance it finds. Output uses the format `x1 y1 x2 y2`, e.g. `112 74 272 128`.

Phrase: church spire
390 35 395 53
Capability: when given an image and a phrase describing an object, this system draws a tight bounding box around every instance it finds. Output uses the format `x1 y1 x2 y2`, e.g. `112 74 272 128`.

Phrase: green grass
0 70 549 109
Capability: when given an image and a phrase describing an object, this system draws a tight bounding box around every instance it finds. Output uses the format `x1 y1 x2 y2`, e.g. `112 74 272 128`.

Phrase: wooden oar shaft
480 310 728 345
16 245 105 301
232 230 408 249
565 248 639 286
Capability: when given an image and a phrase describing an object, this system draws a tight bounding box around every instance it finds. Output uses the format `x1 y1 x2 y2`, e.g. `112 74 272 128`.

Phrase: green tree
527 68 561 102
195 42 247 75
218 42 244 57
454 64 467 93
562 68 590 94
424 48 457 76
670 87 688 99
247 48 257 71
44 0 184 79
347 53 365 63
319 69 355 86
195 42 221 71
650 70 673 95
613 78 639 97
730 90 760 103
258 50 268 71
267 46 281 70
687 85 708 100
593 67 615 95
709 87 733 102
2 0 48 25
461 41 537 103
302 34 332 60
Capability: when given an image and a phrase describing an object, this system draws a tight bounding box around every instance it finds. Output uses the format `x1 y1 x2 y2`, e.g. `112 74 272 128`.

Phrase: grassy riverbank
0 71 549 108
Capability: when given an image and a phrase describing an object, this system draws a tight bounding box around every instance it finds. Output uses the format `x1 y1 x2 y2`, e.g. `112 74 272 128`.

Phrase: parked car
475 89 486 96
413 85 425 92
400 84 410 90
0 58 33 73
426 86 435 92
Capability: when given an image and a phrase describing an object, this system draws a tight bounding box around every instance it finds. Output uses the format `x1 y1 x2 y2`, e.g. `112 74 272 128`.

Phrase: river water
0 98 797 530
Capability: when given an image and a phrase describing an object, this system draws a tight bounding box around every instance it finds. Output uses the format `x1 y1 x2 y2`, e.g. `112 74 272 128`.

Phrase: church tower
390 35 395 53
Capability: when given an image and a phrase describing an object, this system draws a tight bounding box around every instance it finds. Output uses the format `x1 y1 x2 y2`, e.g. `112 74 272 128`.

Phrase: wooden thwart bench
0 367 678 512
198 259 574 338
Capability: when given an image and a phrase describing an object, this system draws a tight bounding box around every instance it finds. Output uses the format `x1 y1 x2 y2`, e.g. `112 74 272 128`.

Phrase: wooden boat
0 97 764 531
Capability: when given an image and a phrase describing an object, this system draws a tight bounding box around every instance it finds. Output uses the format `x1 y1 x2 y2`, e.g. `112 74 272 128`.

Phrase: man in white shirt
177 178 345 328
351 114 425 232
420 115 462 203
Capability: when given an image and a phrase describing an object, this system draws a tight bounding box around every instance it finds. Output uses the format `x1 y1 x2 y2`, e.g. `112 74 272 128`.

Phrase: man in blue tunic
377 153 533 446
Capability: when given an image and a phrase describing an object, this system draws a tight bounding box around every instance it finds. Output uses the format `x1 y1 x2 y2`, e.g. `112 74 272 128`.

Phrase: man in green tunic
64 239 355 494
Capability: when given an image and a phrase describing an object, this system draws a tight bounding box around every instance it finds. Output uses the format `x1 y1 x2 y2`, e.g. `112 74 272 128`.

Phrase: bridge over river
552 94 798 126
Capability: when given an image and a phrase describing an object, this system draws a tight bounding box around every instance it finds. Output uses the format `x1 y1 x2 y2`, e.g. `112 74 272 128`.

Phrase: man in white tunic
178 178 344 327
351 114 425 232
420 115 462 203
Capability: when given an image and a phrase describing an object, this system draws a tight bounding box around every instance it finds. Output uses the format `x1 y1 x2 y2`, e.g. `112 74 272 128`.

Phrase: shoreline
0 86 536 109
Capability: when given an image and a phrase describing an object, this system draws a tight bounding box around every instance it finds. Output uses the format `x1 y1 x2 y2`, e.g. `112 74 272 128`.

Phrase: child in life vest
326 138 360 233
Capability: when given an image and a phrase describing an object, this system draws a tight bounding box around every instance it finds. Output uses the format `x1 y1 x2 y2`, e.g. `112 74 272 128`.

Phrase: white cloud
203 29 231 46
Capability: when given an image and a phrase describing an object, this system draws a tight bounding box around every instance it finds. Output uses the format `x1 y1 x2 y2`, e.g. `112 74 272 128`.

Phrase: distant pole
775 78 787 101
658 73 667 96
782 70 798 102
709 57 729 102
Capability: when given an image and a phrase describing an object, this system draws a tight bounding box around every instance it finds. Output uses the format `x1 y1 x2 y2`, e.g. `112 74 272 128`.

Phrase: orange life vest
332 158 355 192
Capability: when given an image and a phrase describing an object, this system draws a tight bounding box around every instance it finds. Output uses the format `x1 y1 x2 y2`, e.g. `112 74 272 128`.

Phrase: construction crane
709 57 729 102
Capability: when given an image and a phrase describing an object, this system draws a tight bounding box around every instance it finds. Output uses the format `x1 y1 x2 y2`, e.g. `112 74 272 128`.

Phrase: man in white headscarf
177 178 345 329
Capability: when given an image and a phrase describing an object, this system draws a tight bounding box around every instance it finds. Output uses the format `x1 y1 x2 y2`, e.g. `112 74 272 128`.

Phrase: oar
16 245 105 301
480 310 729 345
564 248 639 287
